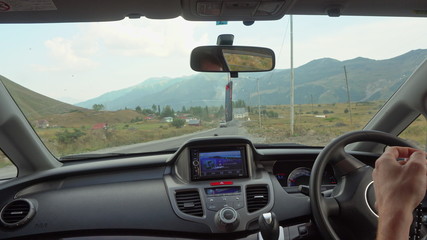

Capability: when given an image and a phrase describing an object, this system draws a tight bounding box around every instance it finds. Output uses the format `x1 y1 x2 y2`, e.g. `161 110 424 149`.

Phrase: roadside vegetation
0 153 11 168
1 99 425 167
244 101 426 149
31 104 226 157
38 122 211 157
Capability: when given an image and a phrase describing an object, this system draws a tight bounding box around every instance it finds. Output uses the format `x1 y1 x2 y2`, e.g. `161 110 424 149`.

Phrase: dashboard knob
215 207 239 232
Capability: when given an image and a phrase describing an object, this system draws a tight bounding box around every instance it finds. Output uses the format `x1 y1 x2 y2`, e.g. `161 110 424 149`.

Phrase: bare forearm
376 209 413 240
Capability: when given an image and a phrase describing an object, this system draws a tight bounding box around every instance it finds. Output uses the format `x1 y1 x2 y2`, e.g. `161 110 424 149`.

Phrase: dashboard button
215 202 225 209
208 203 217 211
210 181 233 186
234 201 244 210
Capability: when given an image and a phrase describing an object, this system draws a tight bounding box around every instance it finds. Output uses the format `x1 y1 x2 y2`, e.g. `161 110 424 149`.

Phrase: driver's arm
372 147 427 240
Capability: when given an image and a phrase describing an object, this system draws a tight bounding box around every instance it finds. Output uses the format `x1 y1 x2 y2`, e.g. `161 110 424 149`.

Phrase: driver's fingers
384 146 422 159
403 151 426 175
398 160 406 166
375 150 401 169
405 150 426 164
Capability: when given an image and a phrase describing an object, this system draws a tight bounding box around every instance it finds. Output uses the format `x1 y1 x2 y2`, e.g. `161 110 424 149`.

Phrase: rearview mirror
191 46 275 72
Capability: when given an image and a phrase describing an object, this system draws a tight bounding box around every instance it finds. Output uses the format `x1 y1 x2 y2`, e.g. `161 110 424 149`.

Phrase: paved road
92 120 264 154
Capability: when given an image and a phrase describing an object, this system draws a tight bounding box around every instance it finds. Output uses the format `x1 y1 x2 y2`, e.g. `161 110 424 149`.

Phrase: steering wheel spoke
321 196 340 217
332 150 366 177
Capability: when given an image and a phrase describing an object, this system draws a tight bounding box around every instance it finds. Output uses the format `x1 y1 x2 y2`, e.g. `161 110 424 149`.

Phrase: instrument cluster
273 160 337 187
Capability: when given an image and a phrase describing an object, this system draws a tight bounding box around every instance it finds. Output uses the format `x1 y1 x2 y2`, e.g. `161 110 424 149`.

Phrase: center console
165 137 274 233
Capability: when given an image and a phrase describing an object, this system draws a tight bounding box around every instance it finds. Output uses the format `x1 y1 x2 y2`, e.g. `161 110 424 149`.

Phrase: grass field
1 100 426 167
36 119 215 157
244 101 426 148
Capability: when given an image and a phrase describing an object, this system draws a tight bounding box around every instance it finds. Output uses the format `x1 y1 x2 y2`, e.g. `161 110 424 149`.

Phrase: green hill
0 75 145 130
0 75 86 120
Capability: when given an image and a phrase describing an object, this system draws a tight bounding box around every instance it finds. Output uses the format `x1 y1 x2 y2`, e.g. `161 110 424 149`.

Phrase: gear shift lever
258 212 279 240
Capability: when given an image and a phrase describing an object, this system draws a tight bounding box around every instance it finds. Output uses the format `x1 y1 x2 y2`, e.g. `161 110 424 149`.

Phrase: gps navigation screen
191 147 248 181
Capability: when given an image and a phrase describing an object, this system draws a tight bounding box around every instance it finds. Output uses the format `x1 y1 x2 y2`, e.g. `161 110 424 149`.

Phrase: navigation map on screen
191 147 248 180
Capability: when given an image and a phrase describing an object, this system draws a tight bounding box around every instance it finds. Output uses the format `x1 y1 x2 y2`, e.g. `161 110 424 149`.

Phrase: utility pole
257 78 261 128
290 15 295 135
310 94 314 114
344 66 353 127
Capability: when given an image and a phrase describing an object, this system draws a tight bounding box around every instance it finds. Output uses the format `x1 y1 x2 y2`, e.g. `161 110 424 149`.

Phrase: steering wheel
309 130 417 240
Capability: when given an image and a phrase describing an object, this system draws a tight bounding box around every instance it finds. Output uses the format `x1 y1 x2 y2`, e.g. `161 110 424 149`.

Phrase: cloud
33 37 98 72
291 18 427 67
33 18 210 73
86 18 209 57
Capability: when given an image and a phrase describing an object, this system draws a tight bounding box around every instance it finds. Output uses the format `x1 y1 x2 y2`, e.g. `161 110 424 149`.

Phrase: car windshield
1 16 427 160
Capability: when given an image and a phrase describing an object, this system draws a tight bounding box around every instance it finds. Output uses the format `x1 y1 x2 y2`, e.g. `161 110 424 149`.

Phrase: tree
171 118 185 128
135 106 142 114
142 109 154 115
233 99 246 108
161 105 175 118
152 104 157 113
190 106 203 118
266 111 278 118
92 104 105 111
215 105 225 119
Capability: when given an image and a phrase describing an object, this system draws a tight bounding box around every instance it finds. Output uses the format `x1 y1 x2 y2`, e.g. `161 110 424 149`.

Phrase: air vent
175 190 203 217
0 199 35 228
246 185 269 213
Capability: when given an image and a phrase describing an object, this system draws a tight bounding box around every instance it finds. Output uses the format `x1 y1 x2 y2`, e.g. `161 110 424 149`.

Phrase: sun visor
0 0 182 23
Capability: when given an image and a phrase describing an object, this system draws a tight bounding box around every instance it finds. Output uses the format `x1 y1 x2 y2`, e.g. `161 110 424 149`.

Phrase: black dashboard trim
0 136 382 240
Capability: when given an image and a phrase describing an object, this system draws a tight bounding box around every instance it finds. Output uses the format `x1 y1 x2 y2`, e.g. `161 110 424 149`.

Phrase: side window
0 149 17 179
399 115 426 150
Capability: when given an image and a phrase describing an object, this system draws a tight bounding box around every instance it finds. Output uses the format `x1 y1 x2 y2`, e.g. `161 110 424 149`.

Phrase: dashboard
0 136 380 240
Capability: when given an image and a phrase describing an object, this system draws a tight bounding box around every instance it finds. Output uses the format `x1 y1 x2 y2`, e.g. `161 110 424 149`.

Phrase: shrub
56 129 86 144
171 118 186 128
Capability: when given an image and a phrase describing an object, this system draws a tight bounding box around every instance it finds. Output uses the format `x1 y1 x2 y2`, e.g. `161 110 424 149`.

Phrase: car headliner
0 0 426 23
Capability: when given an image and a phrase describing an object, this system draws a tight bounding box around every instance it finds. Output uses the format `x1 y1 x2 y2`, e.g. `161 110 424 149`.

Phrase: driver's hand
373 146 427 240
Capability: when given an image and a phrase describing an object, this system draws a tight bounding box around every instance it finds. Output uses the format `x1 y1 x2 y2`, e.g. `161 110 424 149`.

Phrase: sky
1 15 427 104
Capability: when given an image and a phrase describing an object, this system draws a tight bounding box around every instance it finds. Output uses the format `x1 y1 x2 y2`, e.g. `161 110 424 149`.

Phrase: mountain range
75 49 427 111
